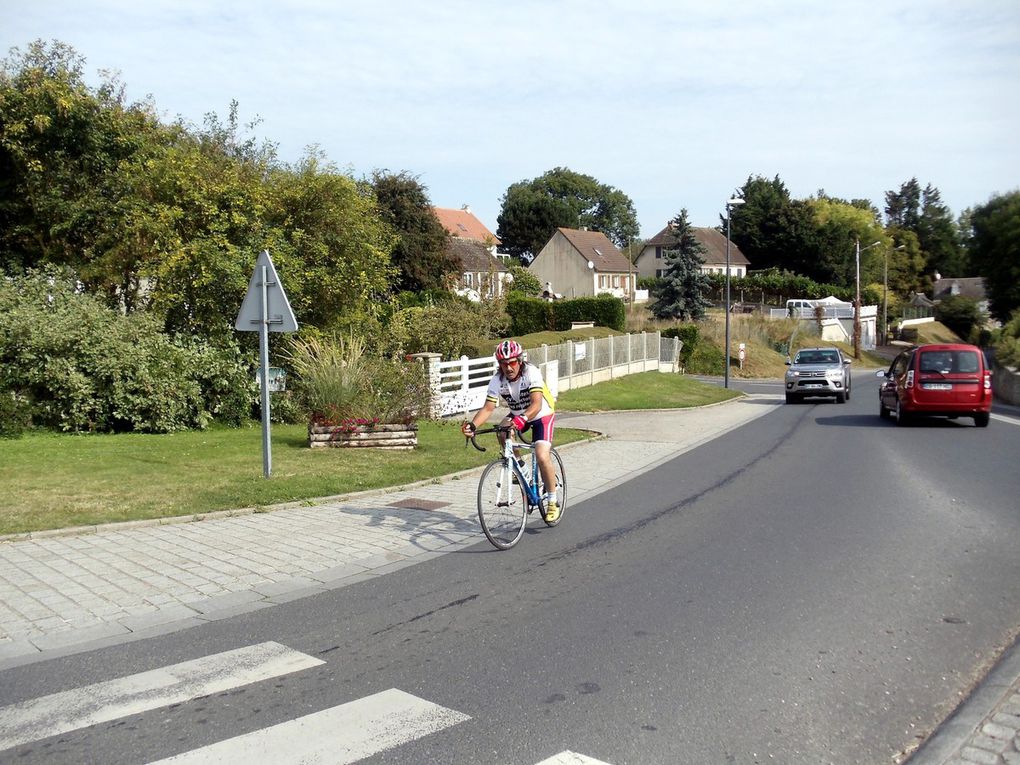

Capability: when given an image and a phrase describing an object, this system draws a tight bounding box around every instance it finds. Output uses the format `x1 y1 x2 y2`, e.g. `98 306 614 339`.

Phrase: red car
876 343 992 427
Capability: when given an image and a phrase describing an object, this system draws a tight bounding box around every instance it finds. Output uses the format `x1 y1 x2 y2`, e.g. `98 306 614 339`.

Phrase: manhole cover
387 498 451 511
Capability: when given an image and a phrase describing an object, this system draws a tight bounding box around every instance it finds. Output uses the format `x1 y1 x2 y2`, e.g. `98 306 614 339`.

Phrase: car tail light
905 370 914 388
984 371 992 391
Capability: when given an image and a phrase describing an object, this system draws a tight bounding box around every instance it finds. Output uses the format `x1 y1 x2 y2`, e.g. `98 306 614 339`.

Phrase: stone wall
993 363 1020 406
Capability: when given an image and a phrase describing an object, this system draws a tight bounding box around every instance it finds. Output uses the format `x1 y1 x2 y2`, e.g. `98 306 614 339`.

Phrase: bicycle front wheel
477 460 528 550
541 448 567 527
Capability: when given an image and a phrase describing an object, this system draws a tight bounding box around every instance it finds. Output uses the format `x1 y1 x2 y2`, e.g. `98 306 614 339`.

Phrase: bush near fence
507 293 626 336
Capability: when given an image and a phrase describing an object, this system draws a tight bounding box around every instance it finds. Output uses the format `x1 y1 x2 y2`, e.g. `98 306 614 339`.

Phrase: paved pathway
0 394 1016 762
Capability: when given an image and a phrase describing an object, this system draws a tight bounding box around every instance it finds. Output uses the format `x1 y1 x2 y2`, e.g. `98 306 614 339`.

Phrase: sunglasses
499 359 520 367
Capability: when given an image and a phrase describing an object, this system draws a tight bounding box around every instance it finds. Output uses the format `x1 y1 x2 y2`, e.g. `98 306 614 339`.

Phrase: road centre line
0 641 323 752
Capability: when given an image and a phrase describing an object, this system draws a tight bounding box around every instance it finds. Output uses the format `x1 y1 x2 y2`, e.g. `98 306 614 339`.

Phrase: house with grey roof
447 237 510 301
528 228 636 300
932 276 990 315
634 225 750 279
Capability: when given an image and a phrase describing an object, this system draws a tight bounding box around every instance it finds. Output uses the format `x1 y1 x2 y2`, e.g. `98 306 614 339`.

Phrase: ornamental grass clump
286 334 431 425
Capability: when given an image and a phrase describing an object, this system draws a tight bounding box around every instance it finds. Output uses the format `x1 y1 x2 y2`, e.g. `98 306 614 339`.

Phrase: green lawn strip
0 372 731 535
0 422 590 535
555 371 740 411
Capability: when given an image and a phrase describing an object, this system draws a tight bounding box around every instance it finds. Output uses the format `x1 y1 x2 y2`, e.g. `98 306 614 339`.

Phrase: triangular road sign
235 250 298 332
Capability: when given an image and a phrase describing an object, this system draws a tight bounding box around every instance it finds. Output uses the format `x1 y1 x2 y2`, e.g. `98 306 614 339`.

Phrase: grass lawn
555 371 740 411
0 372 731 536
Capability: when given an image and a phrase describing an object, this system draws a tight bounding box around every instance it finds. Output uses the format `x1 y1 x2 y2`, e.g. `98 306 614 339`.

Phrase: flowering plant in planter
286 334 431 428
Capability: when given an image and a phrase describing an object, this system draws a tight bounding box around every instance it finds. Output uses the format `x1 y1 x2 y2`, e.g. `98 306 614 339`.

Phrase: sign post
235 250 298 477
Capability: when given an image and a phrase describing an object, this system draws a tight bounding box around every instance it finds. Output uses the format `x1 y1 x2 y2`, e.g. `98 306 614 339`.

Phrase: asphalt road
3 374 1019 764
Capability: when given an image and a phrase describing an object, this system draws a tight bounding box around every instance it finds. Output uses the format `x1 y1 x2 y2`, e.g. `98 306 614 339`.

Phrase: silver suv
784 346 852 404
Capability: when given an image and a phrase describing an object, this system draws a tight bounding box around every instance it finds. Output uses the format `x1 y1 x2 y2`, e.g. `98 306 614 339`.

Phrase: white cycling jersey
485 362 554 419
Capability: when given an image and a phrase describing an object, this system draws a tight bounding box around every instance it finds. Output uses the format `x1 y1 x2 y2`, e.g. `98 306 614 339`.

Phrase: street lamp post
882 244 906 345
724 197 745 388
854 239 881 360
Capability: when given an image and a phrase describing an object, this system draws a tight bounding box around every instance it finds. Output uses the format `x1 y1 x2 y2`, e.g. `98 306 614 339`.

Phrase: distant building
932 276 990 315
433 205 501 257
529 228 635 300
634 225 750 278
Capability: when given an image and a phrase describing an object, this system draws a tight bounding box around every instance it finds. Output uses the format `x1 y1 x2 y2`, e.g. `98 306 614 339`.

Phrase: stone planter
308 423 418 450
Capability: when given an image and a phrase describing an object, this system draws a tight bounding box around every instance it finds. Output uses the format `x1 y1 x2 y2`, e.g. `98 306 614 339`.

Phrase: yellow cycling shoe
544 499 559 523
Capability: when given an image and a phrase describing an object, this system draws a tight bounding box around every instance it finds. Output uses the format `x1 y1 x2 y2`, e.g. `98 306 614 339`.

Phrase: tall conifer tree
651 209 712 321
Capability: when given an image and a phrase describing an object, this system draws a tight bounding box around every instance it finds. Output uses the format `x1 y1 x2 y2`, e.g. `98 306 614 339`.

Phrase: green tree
884 178 965 279
496 167 639 262
505 262 542 296
650 209 711 321
967 190 1020 322
0 40 168 283
262 153 397 332
935 294 984 340
370 170 457 291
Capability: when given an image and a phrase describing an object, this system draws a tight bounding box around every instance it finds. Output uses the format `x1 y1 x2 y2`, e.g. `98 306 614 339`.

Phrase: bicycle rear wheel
540 448 567 527
477 460 528 549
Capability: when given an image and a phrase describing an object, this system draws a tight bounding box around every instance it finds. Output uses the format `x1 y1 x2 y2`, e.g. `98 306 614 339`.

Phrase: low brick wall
992 363 1020 406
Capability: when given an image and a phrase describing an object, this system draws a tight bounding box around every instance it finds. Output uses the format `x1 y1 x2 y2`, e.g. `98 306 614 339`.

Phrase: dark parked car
784 346 852 403
876 343 992 427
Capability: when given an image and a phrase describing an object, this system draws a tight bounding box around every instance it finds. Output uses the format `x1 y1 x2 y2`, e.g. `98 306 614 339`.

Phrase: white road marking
535 752 614 765
146 688 470 764
0 641 323 752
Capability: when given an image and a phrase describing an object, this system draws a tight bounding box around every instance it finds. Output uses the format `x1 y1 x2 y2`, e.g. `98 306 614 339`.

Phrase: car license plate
924 383 952 390
804 383 822 388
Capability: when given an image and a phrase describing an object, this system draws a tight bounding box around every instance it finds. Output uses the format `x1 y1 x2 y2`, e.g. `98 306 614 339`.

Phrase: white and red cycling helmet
494 339 524 363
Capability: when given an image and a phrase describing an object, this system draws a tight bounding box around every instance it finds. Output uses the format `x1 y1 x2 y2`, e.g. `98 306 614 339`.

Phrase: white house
635 225 750 279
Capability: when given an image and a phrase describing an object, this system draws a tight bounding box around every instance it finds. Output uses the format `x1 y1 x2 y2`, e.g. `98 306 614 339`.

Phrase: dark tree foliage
885 178 922 229
884 178 966 277
935 295 983 340
967 190 1020 322
650 209 712 321
496 167 639 263
371 171 456 291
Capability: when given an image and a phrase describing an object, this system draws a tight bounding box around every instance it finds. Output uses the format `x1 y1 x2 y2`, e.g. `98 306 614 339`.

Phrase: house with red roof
433 205 510 300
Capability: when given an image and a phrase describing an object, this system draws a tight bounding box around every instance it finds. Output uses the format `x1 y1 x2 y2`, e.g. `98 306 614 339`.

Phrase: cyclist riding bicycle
461 339 559 521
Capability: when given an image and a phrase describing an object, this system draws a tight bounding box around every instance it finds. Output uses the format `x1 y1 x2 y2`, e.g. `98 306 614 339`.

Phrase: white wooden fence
427 332 681 418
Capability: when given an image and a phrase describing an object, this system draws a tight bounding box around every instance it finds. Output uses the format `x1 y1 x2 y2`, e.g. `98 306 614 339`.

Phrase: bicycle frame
469 423 567 549
474 425 541 508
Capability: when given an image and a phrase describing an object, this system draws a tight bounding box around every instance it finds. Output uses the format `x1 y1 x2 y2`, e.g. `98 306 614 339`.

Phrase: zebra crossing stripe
535 753 614 765
0 641 323 753
146 688 470 764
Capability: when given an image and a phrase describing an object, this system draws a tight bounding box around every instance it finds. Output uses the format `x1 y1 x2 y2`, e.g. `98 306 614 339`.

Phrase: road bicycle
467 424 567 550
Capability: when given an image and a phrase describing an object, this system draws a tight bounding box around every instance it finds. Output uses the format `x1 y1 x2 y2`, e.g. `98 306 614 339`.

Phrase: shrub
936 295 984 340
385 298 511 359
686 339 726 375
0 391 31 438
553 294 626 332
0 270 255 432
994 310 1020 368
507 294 554 336
285 333 432 424
661 324 700 368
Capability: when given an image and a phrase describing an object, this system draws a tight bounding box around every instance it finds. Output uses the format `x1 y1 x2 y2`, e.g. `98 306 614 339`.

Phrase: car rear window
918 350 979 374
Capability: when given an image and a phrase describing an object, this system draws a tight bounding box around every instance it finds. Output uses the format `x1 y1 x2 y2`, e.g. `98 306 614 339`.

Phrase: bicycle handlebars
466 423 533 452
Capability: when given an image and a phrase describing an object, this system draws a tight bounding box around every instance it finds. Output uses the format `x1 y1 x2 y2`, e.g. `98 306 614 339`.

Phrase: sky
2 1 1019 240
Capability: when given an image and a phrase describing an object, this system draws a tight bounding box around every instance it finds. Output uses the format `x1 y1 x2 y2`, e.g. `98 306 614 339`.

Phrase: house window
464 273 473 288
655 269 663 278
599 275 609 288
656 247 662 259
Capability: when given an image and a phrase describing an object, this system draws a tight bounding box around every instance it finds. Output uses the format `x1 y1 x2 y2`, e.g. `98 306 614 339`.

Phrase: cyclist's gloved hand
510 415 527 432
461 421 476 437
